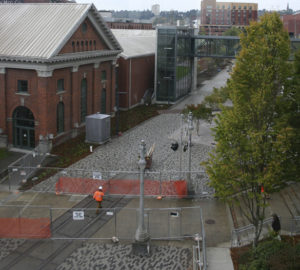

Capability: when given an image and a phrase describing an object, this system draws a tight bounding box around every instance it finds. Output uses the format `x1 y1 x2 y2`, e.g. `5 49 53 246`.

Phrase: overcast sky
76 0 300 12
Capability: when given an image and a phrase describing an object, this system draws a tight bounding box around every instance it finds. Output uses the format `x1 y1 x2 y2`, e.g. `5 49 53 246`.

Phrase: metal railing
291 216 300 235
193 207 207 270
231 217 275 247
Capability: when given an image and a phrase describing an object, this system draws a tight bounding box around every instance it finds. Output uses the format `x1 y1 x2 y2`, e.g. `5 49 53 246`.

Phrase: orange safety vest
93 190 104 202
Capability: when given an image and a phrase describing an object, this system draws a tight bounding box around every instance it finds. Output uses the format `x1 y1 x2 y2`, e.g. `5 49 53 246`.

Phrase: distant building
105 18 153 30
112 30 156 109
99 10 113 19
200 0 258 35
282 13 300 38
152 4 160 16
0 4 122 150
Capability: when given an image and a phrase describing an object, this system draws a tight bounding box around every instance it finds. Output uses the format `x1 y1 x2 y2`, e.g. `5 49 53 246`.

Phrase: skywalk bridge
155 27 300 103
194 35 300 58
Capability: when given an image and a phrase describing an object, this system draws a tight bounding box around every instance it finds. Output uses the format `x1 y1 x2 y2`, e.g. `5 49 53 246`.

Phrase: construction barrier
55 177 187 198
0 217 50 238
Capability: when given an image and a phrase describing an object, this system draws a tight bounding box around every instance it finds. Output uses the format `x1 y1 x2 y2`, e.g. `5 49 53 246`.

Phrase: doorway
13 106 35 149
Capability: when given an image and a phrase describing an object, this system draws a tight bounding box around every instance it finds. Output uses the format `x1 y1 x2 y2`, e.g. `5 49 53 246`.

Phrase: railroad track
0 195 131 270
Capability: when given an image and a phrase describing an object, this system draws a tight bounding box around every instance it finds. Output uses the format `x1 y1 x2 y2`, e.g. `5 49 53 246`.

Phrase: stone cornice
0 53 120 73
0 50 121 65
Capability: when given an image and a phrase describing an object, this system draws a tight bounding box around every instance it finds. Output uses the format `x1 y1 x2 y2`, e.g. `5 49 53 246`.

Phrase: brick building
0 3 122 150
112 30 156 109
200 0 258 35
282 13 300 38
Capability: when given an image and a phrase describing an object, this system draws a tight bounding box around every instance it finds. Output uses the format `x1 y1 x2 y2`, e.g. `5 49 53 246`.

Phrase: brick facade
282 14 300 38
0 6 120 150
200 0 258 35
117 55 155 109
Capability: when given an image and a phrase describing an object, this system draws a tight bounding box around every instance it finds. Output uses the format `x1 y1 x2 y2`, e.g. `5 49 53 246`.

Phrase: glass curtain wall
156 27 194 103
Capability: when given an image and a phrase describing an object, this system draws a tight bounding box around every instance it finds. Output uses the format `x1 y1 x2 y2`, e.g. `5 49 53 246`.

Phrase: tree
204 13 295 246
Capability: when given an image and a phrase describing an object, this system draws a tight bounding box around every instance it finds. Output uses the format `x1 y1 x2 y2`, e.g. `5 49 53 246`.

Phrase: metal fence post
114 208 117 238
50 208 53 237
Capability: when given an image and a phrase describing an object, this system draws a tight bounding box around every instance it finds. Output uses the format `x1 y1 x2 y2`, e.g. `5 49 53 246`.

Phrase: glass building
155 27 196 103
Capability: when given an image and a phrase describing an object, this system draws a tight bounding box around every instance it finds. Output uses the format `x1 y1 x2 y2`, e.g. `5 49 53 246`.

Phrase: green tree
204 13 294 246
223 26 242 36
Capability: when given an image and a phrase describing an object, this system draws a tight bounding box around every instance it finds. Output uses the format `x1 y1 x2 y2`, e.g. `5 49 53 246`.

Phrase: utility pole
135 140 150 243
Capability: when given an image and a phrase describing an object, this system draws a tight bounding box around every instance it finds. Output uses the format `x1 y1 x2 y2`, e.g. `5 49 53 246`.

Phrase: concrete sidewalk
0 189 234 270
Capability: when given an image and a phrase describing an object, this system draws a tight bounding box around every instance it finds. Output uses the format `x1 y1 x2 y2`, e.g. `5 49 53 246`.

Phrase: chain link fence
7 149 46 189
7 166 214 198
0 205 50 238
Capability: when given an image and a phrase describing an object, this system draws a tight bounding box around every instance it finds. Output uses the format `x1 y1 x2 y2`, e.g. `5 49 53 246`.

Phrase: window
81 79 87 123
101 70 107 81
82 22 87 33
57 102 64 134
57 79 64 92
17 80 28 92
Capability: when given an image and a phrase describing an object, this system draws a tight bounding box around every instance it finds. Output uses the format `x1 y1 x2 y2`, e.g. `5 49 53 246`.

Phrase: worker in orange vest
93 186 104 214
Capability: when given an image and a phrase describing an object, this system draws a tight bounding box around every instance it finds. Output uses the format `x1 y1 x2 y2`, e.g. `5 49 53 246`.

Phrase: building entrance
13 106 35 149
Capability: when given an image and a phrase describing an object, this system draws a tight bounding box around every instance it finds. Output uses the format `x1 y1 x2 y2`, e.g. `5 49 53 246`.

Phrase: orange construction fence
0 218 51 238
56 177 187 198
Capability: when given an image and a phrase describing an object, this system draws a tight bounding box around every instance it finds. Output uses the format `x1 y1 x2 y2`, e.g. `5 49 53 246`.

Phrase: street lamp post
187 112 194 192
179 113 184 178
135 140 150 242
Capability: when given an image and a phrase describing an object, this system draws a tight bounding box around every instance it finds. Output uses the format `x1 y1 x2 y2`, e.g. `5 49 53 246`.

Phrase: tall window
81 79 87 123
17 80 28 92
101 70 107 81
57 79 64 92
57 102 64 133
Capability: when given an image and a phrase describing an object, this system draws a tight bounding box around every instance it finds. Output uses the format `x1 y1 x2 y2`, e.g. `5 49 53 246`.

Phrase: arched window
81 79 87 123
57 102 64 134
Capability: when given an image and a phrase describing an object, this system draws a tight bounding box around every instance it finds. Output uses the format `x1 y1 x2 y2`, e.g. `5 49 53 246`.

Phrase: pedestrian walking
93 186 104 214
271 213 281 240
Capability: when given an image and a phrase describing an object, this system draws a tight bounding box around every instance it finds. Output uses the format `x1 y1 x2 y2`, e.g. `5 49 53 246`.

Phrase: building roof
0 3 122 62
111 29 156 59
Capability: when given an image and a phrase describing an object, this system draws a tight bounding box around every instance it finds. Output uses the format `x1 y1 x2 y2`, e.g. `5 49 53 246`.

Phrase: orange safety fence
0 218 51 238
56 177 187 198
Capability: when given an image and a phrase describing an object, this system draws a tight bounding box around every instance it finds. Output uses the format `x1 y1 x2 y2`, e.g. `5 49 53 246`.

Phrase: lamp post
135 140 150 242
179 113 184 178
187 112 193 190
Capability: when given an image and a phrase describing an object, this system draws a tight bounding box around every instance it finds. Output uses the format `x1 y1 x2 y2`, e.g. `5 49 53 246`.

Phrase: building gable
0 3 122 62
59 18 109 54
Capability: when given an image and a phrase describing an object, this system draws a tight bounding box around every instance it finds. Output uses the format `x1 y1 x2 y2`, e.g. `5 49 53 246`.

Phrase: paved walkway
0 68 235 270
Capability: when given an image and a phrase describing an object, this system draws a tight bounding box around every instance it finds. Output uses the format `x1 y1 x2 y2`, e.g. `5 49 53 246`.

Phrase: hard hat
99 186 103 190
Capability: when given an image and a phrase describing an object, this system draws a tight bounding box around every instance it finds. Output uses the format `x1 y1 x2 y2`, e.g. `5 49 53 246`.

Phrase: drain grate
205 219 216 224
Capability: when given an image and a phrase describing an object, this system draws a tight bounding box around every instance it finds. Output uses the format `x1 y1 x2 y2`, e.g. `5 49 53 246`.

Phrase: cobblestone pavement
57 243 192 270
0 239 25 261
33 113 215 195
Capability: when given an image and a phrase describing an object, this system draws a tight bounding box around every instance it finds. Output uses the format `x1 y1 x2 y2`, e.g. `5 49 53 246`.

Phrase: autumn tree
204 13 295 246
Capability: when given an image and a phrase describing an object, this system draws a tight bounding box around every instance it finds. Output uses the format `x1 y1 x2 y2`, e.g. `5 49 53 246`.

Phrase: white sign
93 172 102 180
73 211 84 220
106 211 114 216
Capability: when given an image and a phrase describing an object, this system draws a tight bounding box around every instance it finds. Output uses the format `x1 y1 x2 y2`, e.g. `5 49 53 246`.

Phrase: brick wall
117 55 154 109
